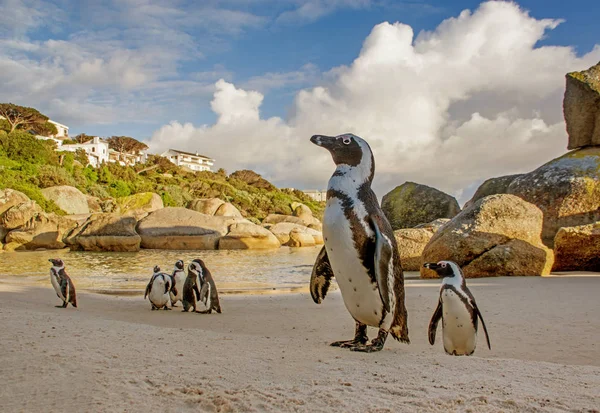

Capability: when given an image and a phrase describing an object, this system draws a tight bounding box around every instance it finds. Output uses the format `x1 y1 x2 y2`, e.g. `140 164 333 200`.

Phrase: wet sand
0 275 599 412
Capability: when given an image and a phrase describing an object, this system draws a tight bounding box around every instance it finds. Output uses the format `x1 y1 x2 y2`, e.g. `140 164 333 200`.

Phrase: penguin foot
196 309 212 314
163 307 171 311
330 338 368 348
349 329 388 353
55 305 65 308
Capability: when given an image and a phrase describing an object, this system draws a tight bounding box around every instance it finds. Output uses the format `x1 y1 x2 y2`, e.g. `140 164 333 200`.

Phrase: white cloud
148 1 600 204
276 0 373 25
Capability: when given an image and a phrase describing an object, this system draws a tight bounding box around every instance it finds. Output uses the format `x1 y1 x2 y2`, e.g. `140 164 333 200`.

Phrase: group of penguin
145 258 222 314
48 257 221 315
48 132 493 358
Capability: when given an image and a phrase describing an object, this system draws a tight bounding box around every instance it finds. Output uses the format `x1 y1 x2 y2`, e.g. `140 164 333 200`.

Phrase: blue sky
1 0 599 201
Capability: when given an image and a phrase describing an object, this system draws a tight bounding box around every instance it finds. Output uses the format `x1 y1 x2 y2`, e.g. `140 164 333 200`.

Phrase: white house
59 137 109 168
302 190 328 202
160 149 215 172
49 120 69 138
108 148 147 166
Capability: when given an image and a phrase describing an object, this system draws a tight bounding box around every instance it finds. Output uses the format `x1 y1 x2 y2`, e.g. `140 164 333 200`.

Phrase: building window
92 147 96 152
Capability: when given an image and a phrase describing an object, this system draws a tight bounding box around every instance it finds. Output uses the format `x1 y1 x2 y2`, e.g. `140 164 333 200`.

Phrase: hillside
0 130 324 220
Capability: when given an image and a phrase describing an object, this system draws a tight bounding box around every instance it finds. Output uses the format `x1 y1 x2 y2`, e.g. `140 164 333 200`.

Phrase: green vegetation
0 129 324 220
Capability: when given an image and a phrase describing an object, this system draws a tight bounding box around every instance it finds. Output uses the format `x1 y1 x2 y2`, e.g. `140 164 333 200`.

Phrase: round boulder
214 202 243 218
187 198 225 215
41 185 89 214
382 182 460 230
507 147 600 247
66 213 141 252
463 174 523 209
553 222 600 271
0 188 30 216
394 227 436 271
219 222 280 250
421 194 554 278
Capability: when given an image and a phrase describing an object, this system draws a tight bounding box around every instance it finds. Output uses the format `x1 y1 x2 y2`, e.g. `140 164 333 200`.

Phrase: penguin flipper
199 282 209 305
475 307 491 350
370 217 392 313
60 278 70 304
310 246 334 304
428 300 442 345
144 275 154 299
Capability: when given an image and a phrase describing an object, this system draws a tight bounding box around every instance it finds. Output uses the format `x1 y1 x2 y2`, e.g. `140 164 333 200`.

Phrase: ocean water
0 247 324 295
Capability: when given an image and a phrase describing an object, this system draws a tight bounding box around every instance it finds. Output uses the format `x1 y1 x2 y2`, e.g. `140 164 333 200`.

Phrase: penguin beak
423 263 440 270
310 134 336 149
48 259 56 265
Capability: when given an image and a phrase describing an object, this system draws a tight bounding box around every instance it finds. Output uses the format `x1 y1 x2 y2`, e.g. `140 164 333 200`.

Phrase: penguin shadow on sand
144 259 222 314
424 260 491 356
48 258 77 309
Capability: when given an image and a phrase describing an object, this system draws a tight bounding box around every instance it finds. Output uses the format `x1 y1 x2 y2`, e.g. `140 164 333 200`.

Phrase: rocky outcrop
66 214 141 252
4 212 77 251
288 228 316 247
268 222 323 246
0 189 30 216
41 185 89 215
414 218 450 232
564 62 600 149
553 222 600 271
187 198 225 215
421 194 554 278
219 222 280 250
382 182 460 230
464 174 523 209
136 207 246 250
1 201 42 231
116 192 163 216
86 195 103 213
507 147 600 247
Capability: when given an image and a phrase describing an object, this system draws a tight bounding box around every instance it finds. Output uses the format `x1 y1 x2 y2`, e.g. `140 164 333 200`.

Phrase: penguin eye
440 263 447 268
342 136 352 145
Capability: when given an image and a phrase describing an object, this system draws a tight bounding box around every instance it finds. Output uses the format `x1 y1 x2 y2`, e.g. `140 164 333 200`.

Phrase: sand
0 275 599 412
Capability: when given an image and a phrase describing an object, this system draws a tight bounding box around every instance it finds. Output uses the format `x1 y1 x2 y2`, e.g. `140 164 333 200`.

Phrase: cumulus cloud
148 1 600 204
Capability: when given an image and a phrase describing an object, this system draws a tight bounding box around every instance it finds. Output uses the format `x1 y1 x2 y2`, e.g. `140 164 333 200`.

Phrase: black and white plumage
188 259 222 314
48 258 77 308
424 261 491 356
144 265 173 311
169 260 185 307
309 133 409 352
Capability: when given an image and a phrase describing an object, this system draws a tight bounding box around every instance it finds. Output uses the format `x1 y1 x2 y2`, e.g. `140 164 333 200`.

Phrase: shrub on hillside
0 131 58 165
37 165 77 188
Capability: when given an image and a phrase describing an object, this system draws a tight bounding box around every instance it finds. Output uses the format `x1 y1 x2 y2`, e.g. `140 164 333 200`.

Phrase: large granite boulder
382 182 460 230
219 222 281 250
187 198 225 215
553 222 600 271
263 214 310 226
116 192 163 216
4 212 77 251
464 174 523 209
1 201 43 231
291 203 322 228
41 186 89 215
268 222 323 246
0 189 30 216
214 202 243 218
136 207 246 250
421 194 554 278
414 218 450 231
507 147 600 247
394 227 437 271
564 62 600 149
288 228 316 247
66 213 141 252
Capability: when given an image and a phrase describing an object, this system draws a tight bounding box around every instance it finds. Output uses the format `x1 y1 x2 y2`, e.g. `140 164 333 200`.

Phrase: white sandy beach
1 275 599 412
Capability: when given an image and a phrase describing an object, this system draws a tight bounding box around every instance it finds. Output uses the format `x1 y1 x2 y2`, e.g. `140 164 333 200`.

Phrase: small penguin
309 133 409 352
169 260 185 307
181 264 201 313
188 258 222 314
424 261 491 356
48 258 77 308
144 265 173 311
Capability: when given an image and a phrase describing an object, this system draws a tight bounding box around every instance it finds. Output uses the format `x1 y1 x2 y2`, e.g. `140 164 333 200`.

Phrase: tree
0 103 49 133
106 136 149 166
33 121 58 137
74 133 95 144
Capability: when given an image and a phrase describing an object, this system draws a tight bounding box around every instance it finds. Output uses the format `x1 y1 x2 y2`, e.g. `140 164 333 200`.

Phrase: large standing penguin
169 260 185 307
181 264 201 313
309 133 409 352
144 265 173 311
188 258 222 314
48 258 77 308
424 261 491 356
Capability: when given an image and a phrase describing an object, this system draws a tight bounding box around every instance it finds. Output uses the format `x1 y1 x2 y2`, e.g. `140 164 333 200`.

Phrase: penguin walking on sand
424 261 491 356
188 259 222 314
48 258 77 308
309 133 409 352
170 260 185 307
144 265 173 311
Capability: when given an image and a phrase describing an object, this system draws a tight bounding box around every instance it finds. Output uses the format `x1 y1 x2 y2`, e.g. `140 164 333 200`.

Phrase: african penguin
144 265 173 311
188 258 222 314
169 260 185 307
181 263 201 313
424 261 491 356
48 258 77 308
309 133 409 352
